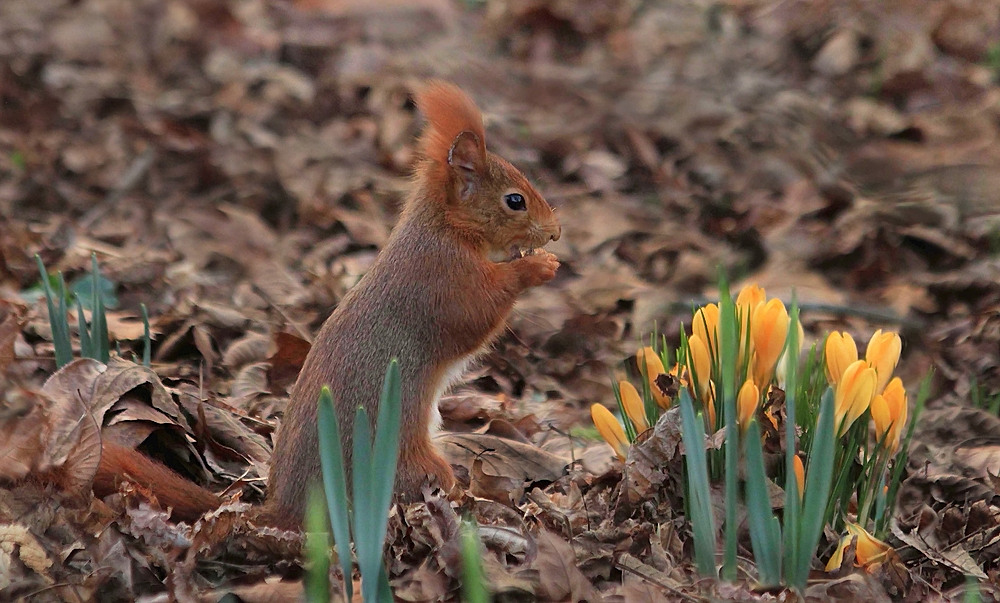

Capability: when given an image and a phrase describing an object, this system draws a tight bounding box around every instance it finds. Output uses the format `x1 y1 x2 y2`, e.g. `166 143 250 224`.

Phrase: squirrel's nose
550 224 561 242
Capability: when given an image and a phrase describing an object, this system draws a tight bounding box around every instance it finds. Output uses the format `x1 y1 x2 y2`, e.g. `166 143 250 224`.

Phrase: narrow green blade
352 406 379 603
75 295 92 359
90 254 109 362
792 388 836 589
460 519 490 603
371 359 402 553
717 272 739 579
679 388 718 577
782 302 802 580
304 486 331 603
744 419 782 586
317 386 354 602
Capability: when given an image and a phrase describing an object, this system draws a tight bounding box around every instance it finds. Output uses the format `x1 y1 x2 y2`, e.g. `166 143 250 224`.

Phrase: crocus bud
825 331 858 386
866 329 901 394
591 403 628 461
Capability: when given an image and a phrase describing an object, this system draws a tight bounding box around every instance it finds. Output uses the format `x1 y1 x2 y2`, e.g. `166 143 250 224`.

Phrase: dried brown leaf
533 529 602 602
222 332 272 371
267 332 311 393
0 524 53 589
470 457 524 505
0 303 24 372
0 388 49 482
439 432 567 485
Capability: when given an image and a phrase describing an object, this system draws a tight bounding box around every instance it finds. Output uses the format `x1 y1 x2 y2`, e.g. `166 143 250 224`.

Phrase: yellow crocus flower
636 347 671 409
692 304 720 351
736 283 766 310
825 522 893 572
866 329 902 394
834 360 877 435
825 331 858 386
736 284 766 365
750 298 789 388
590 403 628 461
871 377 907 453
618 380 649 433
687 333 712 403
737 379 759 432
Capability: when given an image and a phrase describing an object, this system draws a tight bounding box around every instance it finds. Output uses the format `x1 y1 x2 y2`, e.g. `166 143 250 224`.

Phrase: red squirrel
94 81 561 528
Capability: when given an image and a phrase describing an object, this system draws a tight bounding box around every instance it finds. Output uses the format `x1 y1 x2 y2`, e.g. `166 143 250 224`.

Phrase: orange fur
416 80 487 168
95 441 222 522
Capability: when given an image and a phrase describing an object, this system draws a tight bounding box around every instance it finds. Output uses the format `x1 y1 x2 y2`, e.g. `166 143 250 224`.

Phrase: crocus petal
825 534 851 572
591 403 628 461
870 394 892 444
737 379 759 432
736 285 765 365
825 331 858 386
834 360 877 435
882 377 908 452
736 283 766 310
687 334 712 402
619 380 649 433
751 298 789 388
793 455 805 502
692 304 720 351
866 330 901 394
636 347 671 409
846 522 893 569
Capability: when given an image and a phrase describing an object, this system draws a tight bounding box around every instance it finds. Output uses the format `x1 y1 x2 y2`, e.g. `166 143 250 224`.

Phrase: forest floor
3 0 1000 600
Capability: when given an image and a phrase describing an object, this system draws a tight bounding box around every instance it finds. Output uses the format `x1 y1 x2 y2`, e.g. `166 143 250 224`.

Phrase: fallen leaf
532 529 602 602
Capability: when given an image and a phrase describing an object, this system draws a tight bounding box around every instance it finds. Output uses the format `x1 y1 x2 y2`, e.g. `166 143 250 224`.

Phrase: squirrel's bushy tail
94 441 222 522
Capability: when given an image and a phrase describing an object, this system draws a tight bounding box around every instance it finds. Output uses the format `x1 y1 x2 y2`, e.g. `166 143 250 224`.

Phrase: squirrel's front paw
515 250 559 289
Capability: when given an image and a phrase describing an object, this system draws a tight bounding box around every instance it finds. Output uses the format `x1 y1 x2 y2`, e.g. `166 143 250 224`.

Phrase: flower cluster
590 283 919 576
826 329 907 450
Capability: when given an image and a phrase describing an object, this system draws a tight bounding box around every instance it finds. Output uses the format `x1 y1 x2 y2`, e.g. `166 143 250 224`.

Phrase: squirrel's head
415 81 560 260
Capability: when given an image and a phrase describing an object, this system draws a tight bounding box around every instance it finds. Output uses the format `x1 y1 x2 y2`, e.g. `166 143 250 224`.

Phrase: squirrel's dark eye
504 193 527 211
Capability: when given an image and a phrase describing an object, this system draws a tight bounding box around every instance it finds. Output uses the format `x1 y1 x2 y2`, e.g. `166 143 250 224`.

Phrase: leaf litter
2 0 1000 599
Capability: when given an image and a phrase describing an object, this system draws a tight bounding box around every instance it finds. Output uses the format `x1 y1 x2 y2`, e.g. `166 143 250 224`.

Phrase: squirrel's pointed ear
448 131 484 200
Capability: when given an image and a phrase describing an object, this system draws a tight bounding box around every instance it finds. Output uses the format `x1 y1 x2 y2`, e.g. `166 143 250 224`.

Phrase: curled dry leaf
230 362 270 399
0 389 47 482
38 359 105 494
479 524 530 561
122 504 192 549
0 301 26 372
437 390 505 424
531 529 602 603
0 524 54 589
91 358 189 431
221 331 272 371
438 432 568 486
470 456 524 505
171 384 271 473
391 560 452 602
622 406 684 506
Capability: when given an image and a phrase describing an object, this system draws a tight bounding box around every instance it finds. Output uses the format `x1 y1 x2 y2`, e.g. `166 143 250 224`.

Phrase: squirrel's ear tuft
416 81 487 169
449 131 482 200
